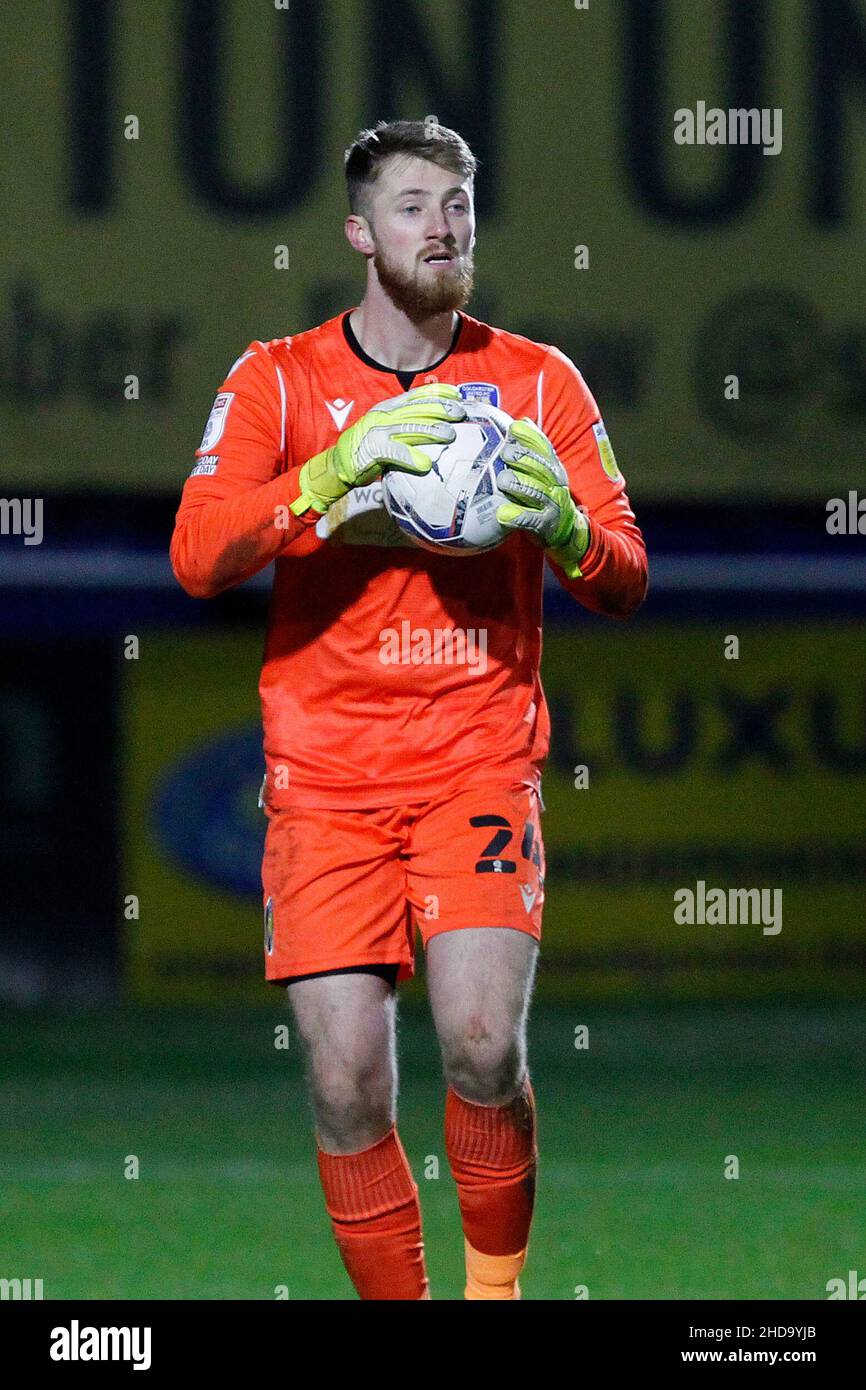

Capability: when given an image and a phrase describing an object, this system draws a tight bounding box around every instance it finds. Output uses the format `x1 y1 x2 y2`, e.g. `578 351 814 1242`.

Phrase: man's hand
495 418 591 577
290 383 467 516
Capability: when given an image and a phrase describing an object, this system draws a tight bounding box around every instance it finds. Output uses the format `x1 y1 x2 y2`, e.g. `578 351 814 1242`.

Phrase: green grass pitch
1 1000 864 1300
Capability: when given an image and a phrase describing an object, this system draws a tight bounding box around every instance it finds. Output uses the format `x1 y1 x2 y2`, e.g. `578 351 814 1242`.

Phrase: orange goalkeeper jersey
170 309 648 809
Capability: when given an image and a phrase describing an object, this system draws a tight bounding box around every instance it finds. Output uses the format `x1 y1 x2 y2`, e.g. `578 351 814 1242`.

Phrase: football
382 399 514 554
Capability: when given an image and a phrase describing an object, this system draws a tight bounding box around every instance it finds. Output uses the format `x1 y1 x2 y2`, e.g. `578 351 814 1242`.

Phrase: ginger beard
371 240 475 322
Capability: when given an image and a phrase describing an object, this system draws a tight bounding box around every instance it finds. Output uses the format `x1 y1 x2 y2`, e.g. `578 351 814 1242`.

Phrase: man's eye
403 205 420 213
449 204 468 214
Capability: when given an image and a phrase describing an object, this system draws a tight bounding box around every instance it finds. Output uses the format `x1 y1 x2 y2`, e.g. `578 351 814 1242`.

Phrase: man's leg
287 968 429 1300
426 926 539 1300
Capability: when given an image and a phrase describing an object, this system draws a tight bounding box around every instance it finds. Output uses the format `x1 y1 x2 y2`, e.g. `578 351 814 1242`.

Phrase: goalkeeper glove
495 418 591 578
290 383 467 516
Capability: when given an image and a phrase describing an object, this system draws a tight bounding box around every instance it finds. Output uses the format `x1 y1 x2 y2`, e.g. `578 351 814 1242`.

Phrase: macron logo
519 884 537 913
325 398 354 430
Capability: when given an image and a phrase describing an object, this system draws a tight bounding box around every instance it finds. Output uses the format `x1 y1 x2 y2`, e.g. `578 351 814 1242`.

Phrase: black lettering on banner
714 687 793 772
810 0 866 225
615 687 697 775
811 688 866 772
179 0 322 215
4 282 186 408
369 0 498 218
69 0 114 211
831 323 866 420
549 682 866 780
624 0 768 225
9 283 67 403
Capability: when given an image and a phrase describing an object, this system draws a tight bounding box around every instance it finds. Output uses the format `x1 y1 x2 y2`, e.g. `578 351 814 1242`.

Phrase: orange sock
317 1126 429 1300
445 1075 537 1300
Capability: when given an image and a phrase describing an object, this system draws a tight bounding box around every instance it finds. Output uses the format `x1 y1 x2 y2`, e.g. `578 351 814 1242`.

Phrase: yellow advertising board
2 0 863 499
125 621 866 1004
124 632 267 1006
538 622 866 999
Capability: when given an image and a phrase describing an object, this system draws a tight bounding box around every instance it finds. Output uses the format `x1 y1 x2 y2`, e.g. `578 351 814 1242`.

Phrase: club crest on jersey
264 896 274 955
199 392 234 451
458 382 500 408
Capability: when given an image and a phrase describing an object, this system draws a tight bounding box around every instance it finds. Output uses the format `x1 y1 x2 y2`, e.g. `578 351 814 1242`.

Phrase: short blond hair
344 118 477 225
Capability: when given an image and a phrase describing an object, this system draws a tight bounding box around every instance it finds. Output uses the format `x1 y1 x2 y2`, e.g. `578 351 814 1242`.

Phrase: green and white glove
290 383 467 516
496 418 591 578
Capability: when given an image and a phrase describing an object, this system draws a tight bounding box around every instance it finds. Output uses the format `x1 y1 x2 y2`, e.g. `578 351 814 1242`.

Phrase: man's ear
345 214 375 256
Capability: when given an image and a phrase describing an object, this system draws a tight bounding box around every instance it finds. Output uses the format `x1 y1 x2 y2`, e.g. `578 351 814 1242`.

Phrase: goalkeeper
171 118 647 1302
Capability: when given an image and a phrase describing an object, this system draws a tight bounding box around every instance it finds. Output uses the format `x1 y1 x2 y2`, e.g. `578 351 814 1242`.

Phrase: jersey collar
342 309 463 389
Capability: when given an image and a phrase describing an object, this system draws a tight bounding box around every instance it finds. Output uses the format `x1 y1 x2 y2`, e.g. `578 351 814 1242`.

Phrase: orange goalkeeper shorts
261 782 545 985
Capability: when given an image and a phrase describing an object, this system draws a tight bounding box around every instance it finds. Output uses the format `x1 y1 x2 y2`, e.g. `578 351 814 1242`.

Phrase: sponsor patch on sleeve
189 455 219 477
199 392 235 451
592 421 621 481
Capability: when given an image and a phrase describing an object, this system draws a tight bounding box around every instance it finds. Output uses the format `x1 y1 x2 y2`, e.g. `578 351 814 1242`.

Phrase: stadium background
1 0 864 1300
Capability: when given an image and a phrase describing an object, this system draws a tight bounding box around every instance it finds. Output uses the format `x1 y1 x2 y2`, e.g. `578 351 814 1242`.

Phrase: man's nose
426 213 451 241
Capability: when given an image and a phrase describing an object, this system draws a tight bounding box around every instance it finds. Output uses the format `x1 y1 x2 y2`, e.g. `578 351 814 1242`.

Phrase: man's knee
442 1021 526 1104
315 1053 393 1111
310 1056 395 1152
286 973 397 1150
314 1101 393 1155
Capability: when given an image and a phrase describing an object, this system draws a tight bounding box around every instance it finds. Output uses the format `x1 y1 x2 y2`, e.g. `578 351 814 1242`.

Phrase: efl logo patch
264 896 274 956
458 381 500 408
592 421 621 481
199 392 234 451
189 455 219 477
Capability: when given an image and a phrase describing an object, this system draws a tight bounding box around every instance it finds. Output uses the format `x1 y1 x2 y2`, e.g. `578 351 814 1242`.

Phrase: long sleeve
170 342 320 599
538 343 648 620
